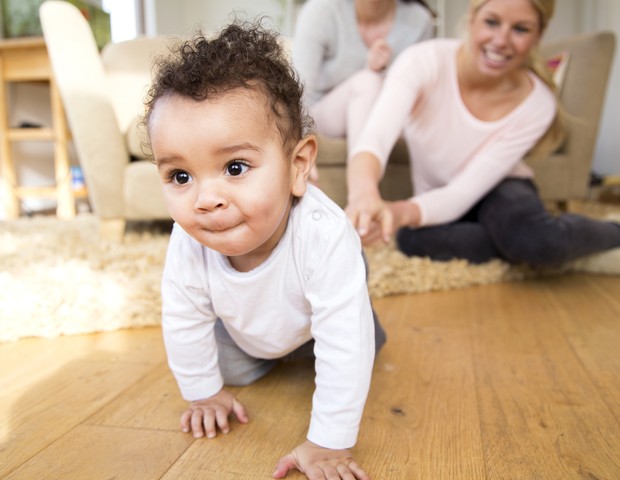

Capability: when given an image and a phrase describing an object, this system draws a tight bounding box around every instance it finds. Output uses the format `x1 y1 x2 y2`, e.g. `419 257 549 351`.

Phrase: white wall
148 0 291 36
585 0 620 176
102 0 141 42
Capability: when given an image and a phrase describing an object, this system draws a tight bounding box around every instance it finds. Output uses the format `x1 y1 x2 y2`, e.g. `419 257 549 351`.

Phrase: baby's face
149 88 303 271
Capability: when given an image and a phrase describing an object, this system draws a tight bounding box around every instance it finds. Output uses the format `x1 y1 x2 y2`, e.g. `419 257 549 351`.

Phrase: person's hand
367 38 392 72
356 219 388 247
347 197 422 246
345 190 393 245
180 389 249 438
387 199 421 233
272 440 370 480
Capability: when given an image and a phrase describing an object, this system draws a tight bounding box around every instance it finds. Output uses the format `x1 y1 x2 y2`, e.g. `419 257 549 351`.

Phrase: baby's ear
290 135 317 197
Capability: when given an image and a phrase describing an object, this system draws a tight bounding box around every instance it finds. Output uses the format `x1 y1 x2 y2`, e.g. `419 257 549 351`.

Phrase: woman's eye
514 25 531 34
171 170 192 185
484 18 499 27
226 161 249 177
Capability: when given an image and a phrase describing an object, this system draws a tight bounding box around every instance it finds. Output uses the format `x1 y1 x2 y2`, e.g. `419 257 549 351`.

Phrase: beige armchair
40 0 173 239
313 30 617 209
529 31 616 205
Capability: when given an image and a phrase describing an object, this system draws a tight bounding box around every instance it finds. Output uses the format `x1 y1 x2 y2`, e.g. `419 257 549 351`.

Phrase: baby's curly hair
145 20 312 155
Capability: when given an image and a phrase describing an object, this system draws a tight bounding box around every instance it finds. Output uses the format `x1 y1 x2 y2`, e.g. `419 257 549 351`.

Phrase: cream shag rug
1 211 619 343
1 215 169 343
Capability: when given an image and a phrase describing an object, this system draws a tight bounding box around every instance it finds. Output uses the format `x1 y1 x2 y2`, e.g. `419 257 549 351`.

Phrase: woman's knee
349 69 383 97
479 179 570 265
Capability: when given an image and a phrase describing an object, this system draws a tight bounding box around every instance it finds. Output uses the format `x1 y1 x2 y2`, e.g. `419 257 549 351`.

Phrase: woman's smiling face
149 88 306 271
468 0 542 79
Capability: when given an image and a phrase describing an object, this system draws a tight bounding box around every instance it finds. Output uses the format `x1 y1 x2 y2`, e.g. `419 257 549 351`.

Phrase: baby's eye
225 161 249 177
484 18 499 27
170 170 192 185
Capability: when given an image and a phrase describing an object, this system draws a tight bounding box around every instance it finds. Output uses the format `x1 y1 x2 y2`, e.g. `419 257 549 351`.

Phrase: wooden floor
2 273 620 479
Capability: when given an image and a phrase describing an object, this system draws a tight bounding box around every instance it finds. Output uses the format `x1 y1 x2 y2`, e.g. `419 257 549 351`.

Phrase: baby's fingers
199 408 218 438
180 408 193 433
180 407 213 437
214 407 231 435
232 398 250 424
347 460 370 480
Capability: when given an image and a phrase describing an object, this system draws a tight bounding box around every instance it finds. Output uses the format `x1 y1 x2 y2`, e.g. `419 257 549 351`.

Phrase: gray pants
396 178 620 265
214 308 386 387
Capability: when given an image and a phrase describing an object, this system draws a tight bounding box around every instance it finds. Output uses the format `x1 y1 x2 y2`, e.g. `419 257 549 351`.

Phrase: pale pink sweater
351 39 557 227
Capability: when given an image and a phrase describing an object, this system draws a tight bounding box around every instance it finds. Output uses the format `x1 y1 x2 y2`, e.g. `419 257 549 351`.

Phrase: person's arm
291 0 335 104
346 43 434 241
345 151 393 242
274 208 375 478
162 226 248 437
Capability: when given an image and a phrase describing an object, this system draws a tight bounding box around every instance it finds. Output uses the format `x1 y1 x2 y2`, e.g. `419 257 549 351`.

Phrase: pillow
546 51 570 93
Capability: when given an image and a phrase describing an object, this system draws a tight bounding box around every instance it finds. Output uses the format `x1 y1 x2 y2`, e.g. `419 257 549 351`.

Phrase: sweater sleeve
349 42 438 167
161 224 223 401
291 0 337 105
294 191 375 449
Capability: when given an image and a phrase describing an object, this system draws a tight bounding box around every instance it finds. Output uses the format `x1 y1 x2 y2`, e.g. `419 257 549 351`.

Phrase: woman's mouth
483 47 511 66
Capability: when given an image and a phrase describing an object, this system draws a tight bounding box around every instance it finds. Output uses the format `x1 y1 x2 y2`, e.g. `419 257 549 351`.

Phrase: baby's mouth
203 219 241 233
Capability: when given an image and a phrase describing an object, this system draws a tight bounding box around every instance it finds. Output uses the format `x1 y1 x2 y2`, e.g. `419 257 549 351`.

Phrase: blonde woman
346 0 620 266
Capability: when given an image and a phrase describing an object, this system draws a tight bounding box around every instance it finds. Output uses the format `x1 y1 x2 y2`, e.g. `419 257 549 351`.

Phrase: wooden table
0 36 79 219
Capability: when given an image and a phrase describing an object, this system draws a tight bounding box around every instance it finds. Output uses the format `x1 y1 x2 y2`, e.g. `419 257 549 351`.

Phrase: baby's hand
180 389 249 439
272 440 370 479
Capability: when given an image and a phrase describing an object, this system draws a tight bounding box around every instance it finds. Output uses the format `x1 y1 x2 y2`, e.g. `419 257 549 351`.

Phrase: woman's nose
492 26 510 46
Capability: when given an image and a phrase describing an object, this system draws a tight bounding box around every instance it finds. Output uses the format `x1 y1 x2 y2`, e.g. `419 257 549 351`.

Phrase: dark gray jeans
396 178 620 266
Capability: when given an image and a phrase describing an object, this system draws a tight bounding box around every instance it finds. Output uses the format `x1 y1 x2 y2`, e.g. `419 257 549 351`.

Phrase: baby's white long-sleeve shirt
161 185 376 450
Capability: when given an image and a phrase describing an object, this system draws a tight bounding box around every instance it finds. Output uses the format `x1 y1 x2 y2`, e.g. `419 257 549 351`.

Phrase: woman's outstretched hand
273 440 370 480
346 196 422 246
346 190 393 246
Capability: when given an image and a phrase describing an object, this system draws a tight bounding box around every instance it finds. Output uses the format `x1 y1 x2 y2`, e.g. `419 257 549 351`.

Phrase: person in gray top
292 0 434 164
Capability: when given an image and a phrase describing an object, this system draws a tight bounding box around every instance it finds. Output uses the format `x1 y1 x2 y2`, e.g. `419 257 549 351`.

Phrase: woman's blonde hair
469 0 565 158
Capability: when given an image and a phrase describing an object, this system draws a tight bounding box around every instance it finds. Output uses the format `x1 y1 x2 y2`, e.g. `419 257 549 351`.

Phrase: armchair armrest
528 31 616 201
